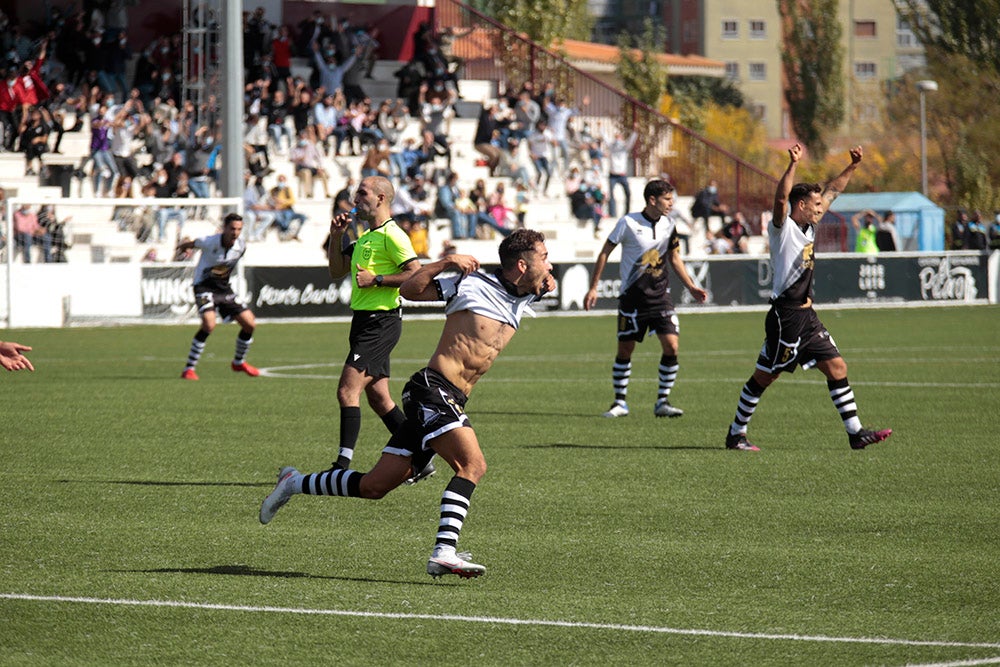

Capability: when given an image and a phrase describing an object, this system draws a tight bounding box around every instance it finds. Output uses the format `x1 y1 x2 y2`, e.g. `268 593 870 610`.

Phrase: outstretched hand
0 341 34 372
849 145 863 164
788 143 803 163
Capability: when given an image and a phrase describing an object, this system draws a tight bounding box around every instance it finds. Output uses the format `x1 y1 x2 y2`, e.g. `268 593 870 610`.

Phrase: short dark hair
224 212 243 226
789 182 822 209
498 228 545 270
643 179 675 201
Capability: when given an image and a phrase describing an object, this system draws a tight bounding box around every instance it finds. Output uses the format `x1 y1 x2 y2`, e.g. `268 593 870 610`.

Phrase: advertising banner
140 264 198 320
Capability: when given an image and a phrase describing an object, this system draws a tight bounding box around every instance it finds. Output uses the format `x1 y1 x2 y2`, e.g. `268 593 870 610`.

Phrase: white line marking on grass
904 657 1000 667
258 364 1000 389
3 593 999 650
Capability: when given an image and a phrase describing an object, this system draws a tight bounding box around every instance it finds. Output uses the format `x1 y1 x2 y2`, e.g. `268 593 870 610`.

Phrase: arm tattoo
822 188 840 204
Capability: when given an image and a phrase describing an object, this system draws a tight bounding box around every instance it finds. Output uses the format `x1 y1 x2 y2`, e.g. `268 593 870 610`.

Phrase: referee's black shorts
345 308 402 379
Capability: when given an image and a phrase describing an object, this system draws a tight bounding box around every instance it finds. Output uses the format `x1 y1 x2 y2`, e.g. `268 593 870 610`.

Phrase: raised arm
820 145 863 215
326 212 353 279
400 254 480 301
772 143 802 228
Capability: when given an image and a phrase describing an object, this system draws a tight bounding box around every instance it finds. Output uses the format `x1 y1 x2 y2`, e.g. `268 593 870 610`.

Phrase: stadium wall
0 251 994 328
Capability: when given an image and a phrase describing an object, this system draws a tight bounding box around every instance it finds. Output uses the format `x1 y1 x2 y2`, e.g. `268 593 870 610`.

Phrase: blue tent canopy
830 192 944 251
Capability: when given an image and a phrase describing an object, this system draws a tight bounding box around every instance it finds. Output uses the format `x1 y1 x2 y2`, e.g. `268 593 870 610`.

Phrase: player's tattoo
822 188 841 204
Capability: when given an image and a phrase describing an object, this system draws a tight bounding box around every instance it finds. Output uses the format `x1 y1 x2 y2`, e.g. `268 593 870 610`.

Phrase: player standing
178 213 260 380
584 179 707 418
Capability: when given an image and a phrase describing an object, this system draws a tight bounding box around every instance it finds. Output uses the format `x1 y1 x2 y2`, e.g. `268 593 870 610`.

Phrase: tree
778 0 845 157
895 0 1000 75
614 19 671 173
485 0 593 45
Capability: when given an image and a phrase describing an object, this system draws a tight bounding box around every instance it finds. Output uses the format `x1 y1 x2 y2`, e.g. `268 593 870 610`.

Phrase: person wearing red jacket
0 69 23 151
14 39 51 111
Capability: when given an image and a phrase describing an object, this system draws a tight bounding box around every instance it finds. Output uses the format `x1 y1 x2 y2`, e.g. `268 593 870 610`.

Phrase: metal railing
434 0 778 230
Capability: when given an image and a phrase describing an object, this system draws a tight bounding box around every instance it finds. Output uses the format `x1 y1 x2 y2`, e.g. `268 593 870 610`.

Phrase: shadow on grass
526 442 717 451
57 479 273 488
111 564 440 586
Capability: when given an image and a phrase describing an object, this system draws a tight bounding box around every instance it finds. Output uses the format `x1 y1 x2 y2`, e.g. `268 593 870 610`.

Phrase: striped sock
435 476 476 550
828 377 862 434
233 330 253 364
657 354 678 403
185 330 209 370
730 376 765 435
611 357 632 404
299 468 363 497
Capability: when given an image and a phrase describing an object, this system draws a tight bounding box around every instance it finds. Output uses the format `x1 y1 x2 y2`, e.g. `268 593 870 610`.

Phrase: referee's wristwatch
374 274 384 287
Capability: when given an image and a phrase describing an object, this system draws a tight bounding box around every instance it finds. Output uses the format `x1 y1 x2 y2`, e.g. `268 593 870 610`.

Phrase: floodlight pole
916 80 937 197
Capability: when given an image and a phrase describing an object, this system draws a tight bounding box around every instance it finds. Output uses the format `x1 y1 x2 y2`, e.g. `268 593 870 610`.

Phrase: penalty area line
2 593 999 650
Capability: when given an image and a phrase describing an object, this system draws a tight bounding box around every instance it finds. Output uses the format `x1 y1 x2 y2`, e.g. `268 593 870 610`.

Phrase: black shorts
616 300 679 342
194 285 249 322
383 367 471 457
755 305 841 374
345 308 402 379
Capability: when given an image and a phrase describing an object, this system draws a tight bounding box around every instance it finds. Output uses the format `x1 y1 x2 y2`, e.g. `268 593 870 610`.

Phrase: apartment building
645 0 926 140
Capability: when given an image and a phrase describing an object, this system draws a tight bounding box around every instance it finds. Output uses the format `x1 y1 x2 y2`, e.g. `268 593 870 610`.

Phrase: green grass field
2 305 998 665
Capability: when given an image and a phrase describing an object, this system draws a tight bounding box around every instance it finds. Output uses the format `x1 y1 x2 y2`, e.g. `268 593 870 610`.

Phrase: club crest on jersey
361 244 372 262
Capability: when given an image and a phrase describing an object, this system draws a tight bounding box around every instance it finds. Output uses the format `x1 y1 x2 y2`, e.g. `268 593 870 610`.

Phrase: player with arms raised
723 144 891 451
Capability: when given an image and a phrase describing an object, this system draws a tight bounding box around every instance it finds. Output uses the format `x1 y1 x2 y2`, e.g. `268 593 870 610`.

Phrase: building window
857 103 879 123
750 103 767 122
722 19 738 39
854 20 876 38
749 62 766 81
854 62 877 79
749 19 766 38
724 62 739 80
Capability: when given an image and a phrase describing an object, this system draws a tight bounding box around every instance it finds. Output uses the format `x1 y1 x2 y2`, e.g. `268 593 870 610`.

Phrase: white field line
255 364 1000 389
2 593 999 650
904 657 1000 667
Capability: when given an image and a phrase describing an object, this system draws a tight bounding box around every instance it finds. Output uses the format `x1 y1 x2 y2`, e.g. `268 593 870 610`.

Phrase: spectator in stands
391 174 433 227
20 107 50 176
0 68 22 151
110 95 143 197
243 173 278 242
265 87 294 155
605 123 638 218
290 127 331 198
690 180 728 231
377 98 409 146
468 178 512 238
15 39 51 113
151 164 187 242
13 203 47 263
488 181 517 231
98 30 130 103
722 211 751 254
360 137 393 180
419 81 454 171
393 59 424 113
543 96 578 175
272 175 308 240
185 125 217 199
46 207 71 262
35 204 61 262
312 39 358 101
507 136 533 189
436 170 468 239
80 103 117 196
511 87 541 140
473 103 506 177
312 91 340 154
243 113 271 178
271 25 294 91
704 229 733 254
244 6 272 73
527 118 554 197
567 166 602 238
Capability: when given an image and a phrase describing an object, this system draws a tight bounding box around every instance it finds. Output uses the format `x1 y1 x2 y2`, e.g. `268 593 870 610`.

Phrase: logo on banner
917 256 978 302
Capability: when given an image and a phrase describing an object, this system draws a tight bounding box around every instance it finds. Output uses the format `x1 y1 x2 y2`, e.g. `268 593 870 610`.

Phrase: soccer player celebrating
260 229 555 579
178 213 260 380
724 144 891 451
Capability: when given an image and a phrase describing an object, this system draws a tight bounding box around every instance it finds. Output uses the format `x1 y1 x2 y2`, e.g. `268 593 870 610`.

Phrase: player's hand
540 273 557 296
688 285 708 303
447 254 480 276
0 341 34 372
583 288 598 311
849 145 863 164
788 143 802 163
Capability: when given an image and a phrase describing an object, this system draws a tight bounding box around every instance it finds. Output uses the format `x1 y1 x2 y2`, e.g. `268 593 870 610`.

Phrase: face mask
707 186 717 194
204 137 213 146
157 176 167 185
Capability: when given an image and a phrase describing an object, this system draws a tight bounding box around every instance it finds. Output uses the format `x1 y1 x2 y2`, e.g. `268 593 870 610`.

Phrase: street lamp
917 80 938 197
